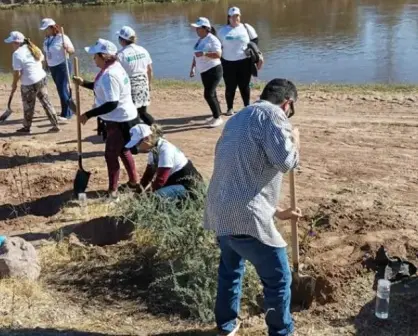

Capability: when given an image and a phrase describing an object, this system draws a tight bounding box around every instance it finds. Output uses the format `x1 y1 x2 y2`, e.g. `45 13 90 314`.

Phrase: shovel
0 89 16 123
72 56 91 197
289 169 316 309
61 26 77 114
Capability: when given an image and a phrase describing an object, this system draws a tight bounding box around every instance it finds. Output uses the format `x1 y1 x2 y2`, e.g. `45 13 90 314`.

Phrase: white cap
191 17 211 29
40 18 56 31
116 26 136 41
228 7 241 16
4 31 25 44
125 124 152 149
84 38 118 55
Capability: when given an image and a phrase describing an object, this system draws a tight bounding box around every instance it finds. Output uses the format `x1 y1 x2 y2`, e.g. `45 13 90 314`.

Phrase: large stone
0 237 41 281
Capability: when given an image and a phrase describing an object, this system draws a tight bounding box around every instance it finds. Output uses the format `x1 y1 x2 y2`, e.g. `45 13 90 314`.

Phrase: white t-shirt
147 139 188 176
218 23 258 61
94 62 137 122
193 33 222 74
43 34 74 67
117 44 152 77
12 45 46 86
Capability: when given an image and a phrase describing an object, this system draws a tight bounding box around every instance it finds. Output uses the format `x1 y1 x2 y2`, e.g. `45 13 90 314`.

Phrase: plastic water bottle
78 193 88 215
375 279 390 319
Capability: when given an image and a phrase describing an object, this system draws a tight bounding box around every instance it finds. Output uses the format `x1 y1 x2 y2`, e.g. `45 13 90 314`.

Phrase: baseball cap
84 38 118 55
116 26 136 41
4 31 25 44
228 7 241 16
191 17 211 29
40 18 56 31
125 124 152 149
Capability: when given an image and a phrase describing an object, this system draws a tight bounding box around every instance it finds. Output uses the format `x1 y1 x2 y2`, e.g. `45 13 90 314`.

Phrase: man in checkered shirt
203 79 301 336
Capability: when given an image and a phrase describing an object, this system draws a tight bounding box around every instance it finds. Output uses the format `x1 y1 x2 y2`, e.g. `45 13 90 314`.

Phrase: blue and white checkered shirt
203 100 299 248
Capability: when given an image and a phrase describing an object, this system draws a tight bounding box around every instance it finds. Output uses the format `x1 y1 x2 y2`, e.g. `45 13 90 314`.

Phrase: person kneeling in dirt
203 79 302 336
125 124 203 199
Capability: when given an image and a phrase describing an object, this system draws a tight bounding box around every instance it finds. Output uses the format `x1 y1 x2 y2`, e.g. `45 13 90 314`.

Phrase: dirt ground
0 80 417 335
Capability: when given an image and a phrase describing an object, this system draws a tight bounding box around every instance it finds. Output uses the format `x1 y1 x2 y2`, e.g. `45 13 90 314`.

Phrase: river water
1 0 418 83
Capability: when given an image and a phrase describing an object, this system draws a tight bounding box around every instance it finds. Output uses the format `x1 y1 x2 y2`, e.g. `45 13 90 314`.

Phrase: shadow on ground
0 328 129 335
353 277 418 335
16 215 135 246
0 151 102 169
152 331 215 336
0 189 104 221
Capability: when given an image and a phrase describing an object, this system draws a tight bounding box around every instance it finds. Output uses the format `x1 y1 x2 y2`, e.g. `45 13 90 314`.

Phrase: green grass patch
0 72 417 94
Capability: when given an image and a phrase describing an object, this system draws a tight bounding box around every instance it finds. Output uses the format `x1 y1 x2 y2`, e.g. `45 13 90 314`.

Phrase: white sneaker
209 117 223 128
217 322 241 336
58 116 70 123
206 116 214 122
226 109 235 116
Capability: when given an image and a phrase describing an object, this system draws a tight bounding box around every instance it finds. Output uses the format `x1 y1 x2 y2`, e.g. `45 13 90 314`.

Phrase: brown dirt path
0 81 417 335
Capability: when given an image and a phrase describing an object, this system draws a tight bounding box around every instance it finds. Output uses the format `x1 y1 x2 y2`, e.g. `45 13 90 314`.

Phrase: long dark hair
226 15 230 25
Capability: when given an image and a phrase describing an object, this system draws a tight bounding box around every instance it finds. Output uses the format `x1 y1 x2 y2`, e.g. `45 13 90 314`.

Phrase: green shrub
121 184 262 322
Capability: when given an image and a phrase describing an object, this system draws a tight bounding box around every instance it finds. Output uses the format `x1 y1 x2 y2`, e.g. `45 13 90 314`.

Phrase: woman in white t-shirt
125 124 203 199
4 31 60 134
189 17 223 128
116 26 154 126
218 7 264 116
40 18 75 121
73 39 139 201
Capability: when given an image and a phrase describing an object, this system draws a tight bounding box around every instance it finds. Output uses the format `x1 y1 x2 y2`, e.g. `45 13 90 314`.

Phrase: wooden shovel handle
289 169 299 272
74 57 82 155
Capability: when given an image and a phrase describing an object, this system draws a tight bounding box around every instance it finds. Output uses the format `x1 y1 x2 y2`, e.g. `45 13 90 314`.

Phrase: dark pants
216 236 293 336
105 122 138 192
137 106 154 126
201 64 223 119
50 61 72 119
221 58 252 110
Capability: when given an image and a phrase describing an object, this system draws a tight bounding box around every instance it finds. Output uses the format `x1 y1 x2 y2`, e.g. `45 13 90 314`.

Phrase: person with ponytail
125 123 203 199
4 31 60 134
189 17 223 128
73 38 139 201
116 26 155 126
40 18 75 121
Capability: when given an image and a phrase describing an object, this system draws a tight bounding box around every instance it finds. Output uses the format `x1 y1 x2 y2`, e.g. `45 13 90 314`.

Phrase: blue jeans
50 61 72 119
216 236 294 336
155 184 187 199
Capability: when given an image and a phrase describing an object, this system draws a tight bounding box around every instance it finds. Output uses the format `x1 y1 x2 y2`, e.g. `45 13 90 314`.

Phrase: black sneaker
16 127 30 133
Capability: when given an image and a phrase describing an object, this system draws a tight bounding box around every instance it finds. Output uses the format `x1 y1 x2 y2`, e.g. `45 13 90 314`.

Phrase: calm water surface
1 0 418 83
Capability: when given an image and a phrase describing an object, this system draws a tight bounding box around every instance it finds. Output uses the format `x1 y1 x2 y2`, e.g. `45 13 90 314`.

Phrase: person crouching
125 124 203 199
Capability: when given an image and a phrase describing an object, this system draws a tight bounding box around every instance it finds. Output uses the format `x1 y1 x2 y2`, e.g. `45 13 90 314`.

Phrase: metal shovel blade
0 108 12 123
73 168 91 197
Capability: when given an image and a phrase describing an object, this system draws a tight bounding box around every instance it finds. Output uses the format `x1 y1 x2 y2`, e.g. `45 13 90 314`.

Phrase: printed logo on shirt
124 77 129 85
225 34 247 42
126 53 147 63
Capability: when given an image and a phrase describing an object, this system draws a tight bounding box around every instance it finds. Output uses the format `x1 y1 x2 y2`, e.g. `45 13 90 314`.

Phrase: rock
0 237 41 281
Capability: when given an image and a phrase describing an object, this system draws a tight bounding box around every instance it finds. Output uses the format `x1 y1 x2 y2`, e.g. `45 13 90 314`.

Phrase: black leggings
137 106 154 126
201 64 223 119
221 58 252 110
